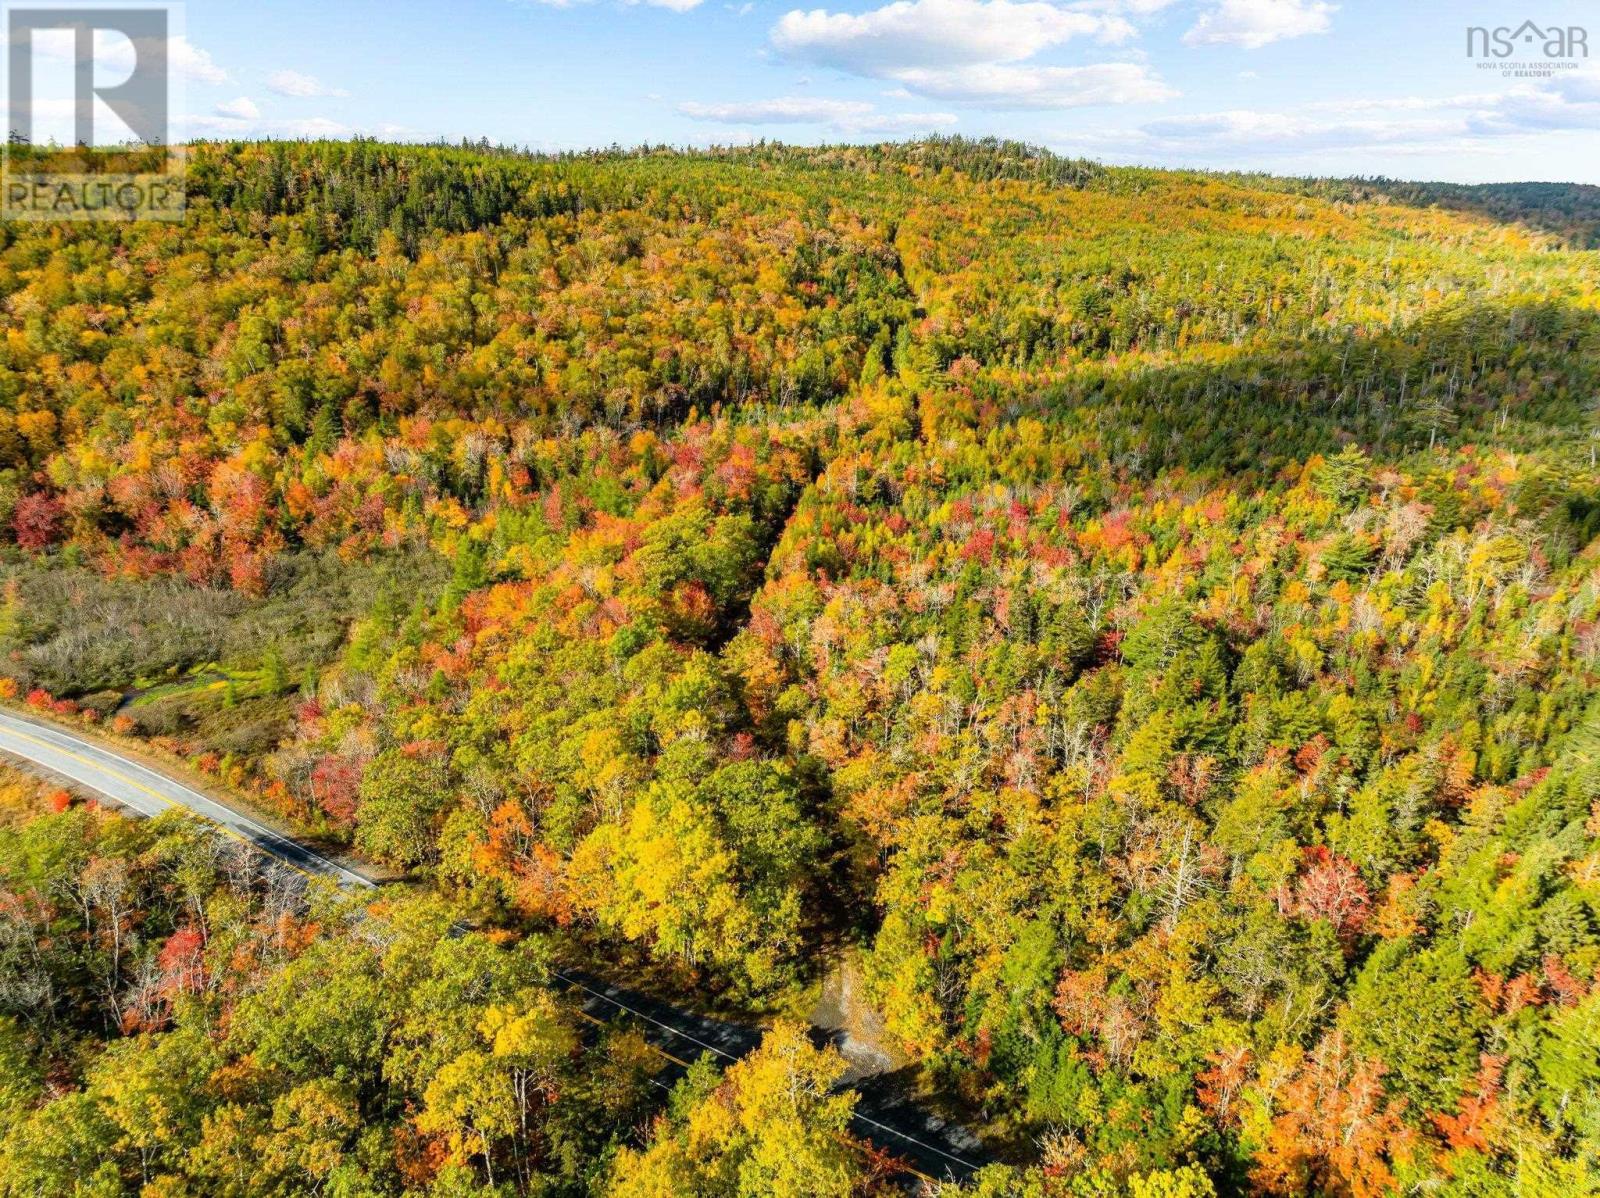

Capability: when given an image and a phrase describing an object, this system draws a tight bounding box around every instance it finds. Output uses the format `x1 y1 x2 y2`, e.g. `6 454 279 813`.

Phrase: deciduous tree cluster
1 138 1597 1196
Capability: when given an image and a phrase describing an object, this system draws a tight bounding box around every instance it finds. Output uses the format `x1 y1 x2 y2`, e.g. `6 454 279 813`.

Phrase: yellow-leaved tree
608 1020 864 1198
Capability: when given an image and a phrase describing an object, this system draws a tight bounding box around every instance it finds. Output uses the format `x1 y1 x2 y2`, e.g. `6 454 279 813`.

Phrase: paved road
0 709 373 888
0 706 989 1185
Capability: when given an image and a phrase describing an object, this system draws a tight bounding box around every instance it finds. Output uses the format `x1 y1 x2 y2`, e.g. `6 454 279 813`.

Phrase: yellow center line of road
0 720 326 885
551 970 740 1063
570 1004 694 1068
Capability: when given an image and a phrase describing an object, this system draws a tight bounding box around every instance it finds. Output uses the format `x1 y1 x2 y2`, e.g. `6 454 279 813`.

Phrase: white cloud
172 38 229 84
890 61 1174 108
1087 0 1181 12
265 69 349 98
1137 107 1453 151
1077 66 1600 160
681 95 870 119
528 0 707 9
1183 0 1335 49
31 30 228 84
769 0 1171 109
213 96 260 121
1031 0 1181 16
678 95 957 133
275 116 354 137
848 110 961 133
184 112 354 139
772 0 1131 75
681 96 875 122
1468 68 1600 135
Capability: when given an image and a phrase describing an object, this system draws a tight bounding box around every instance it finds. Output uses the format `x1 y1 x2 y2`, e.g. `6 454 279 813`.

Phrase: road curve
0 705 989 1184
0 707 375 890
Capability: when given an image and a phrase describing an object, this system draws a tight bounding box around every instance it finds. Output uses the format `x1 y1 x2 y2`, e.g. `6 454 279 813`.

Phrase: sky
23 0 1600 182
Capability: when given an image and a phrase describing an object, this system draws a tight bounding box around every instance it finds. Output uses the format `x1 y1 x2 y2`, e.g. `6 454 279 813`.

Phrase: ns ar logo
1467 20 1590 58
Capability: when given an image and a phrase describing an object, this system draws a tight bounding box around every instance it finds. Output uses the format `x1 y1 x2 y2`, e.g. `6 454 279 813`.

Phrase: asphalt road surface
0 706 990 1185
0 708 373 888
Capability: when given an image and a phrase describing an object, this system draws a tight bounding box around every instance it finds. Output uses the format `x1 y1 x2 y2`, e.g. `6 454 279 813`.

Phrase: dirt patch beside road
810 956 910 1084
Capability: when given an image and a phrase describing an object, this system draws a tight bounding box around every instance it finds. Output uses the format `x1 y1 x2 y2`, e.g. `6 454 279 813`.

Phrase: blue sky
57 0 1600 180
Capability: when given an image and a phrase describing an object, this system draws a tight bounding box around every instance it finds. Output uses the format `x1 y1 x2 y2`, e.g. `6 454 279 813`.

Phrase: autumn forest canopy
0 136 1597 1197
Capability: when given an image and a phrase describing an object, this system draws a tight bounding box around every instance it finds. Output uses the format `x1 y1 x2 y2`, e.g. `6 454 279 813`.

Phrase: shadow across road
552 966 991 1186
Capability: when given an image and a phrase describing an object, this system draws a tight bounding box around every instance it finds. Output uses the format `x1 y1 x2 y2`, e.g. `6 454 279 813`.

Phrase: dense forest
0 137 1597 1196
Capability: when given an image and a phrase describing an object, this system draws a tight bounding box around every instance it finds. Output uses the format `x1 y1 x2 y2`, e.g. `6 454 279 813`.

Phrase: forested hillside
0 137 1597 1197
